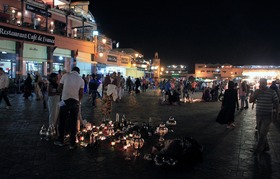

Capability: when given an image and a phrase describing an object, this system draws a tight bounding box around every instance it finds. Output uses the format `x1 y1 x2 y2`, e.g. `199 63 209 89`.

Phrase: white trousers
47 95 60 126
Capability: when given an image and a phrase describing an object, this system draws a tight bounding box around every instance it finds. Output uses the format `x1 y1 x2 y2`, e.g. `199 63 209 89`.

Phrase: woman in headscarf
221 81 239 128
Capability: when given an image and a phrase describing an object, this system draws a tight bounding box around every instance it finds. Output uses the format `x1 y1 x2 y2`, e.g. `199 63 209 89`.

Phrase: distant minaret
153 52 160 78
155 52 158 59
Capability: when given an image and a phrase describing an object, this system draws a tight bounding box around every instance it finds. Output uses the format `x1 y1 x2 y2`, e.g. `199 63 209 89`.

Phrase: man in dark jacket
89 74 100 107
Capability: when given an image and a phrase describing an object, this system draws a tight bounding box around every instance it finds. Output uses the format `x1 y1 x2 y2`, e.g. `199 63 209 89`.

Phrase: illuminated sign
0 25 55 45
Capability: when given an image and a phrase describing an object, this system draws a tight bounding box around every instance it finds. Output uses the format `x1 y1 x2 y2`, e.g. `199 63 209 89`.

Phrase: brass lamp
156 123 168 142
132 133 144 156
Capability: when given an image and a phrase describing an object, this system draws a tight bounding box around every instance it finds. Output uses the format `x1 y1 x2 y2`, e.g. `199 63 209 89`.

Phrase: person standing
89 74 100 107
126 76 132 94
239 80 249 110
54 67 84 149
135 78 141 94
0 67 12 109
119 75 125 100
82 74 88 94
221 81 239 128
249 78 279 155
102 72 117 121
23 73 33 100
47 73 60 128
34 71 42 100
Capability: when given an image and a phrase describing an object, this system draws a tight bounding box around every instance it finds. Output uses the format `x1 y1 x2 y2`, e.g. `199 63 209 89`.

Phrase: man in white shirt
0 67 12 109
54 67 84 149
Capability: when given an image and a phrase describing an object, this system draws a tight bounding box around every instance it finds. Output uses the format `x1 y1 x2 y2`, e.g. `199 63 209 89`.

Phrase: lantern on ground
156 123 168 142
132 133 144 156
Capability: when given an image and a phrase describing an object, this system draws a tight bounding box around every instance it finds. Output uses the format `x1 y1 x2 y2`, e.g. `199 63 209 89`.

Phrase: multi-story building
110 48 145 78
0 0 147 79
195 63 280 83
0 0 97 78
161 64 188 79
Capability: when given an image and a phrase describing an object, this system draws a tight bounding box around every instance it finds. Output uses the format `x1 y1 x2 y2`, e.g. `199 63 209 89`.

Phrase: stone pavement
0 90 280 178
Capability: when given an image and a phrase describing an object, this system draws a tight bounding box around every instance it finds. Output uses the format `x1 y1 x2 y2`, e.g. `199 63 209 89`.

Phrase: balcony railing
0 9 94 41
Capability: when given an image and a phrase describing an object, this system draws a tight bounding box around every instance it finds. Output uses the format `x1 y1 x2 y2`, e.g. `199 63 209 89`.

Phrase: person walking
249 78 279 155
221 81 239 128
54 67 84 149
47 73 60 128
0 67 12 109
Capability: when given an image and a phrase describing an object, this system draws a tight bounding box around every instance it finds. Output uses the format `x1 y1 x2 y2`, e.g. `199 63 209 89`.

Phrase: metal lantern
132 133 144 156
156 123 168 142
166 116 176 126
39 125 47 140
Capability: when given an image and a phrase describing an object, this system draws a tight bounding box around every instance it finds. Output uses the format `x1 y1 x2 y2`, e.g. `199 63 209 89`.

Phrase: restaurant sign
0 25 55 45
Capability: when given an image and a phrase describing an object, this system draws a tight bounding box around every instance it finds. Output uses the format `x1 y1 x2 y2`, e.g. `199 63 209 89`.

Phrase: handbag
216 108 227 124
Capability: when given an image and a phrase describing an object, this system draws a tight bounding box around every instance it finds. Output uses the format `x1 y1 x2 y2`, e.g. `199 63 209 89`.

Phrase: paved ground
0 90 280 179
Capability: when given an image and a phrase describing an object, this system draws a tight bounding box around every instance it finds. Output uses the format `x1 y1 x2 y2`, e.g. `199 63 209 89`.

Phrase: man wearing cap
249 78 279 155
55 67 84 149
0 67 12 109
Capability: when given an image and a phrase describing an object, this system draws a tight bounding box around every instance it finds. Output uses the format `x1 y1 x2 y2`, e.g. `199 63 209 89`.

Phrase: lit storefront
76 51 93 75
0 40 16 78
23 43 47 75
242 70 280 85
53 48 71 72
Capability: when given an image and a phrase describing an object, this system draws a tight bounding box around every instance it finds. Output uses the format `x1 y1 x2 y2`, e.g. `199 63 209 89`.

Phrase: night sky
88 0 280 70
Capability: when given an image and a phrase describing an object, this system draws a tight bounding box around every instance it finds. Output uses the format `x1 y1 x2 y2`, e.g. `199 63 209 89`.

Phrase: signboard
121 58 128 64
107 55 117 63
26 4 52 17
0 25 55 45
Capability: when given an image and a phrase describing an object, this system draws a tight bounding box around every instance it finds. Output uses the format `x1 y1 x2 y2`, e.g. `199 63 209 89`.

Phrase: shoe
69 145 77 150
54 140 64 147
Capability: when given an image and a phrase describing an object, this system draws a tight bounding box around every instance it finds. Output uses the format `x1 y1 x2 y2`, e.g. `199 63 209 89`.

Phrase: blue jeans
240 95 248 108
58 98 79 146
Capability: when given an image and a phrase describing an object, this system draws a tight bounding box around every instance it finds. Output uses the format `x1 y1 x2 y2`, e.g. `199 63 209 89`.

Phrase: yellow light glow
242 71 277 77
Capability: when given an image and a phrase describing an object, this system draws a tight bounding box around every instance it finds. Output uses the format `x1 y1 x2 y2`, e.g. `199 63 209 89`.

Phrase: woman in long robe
221 81 239 128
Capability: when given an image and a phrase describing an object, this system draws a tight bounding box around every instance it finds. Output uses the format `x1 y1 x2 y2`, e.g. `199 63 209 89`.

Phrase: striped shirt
254 88 278 113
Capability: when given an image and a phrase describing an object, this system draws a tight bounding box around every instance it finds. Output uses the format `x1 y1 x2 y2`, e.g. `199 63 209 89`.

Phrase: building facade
0 0 97 78
195 63 280 83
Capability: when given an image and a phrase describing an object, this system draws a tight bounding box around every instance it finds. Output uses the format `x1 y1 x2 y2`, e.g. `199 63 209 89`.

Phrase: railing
0 10 94 41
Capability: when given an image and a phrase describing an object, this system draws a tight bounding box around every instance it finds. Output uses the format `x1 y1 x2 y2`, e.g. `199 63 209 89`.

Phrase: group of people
2 67 279 155
219 78 279 155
